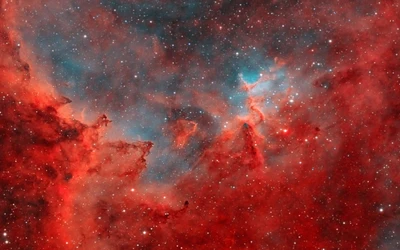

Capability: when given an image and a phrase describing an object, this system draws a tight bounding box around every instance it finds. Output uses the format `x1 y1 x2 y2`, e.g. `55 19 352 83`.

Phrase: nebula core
1 0 399 249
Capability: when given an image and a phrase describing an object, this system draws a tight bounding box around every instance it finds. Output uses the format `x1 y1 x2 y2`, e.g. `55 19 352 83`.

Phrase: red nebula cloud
169 119 198 149
0 0 399 250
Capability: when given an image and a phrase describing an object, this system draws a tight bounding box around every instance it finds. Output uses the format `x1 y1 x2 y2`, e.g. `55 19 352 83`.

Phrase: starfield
0 1 399 249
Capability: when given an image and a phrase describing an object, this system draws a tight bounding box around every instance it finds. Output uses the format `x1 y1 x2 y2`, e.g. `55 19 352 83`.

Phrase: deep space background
0 0 399 249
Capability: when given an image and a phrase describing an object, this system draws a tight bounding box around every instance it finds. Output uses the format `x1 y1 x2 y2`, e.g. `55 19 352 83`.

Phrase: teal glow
241 69 261 84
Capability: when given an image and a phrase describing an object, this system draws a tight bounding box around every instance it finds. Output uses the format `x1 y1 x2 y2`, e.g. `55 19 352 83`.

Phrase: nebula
0 0 399 249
